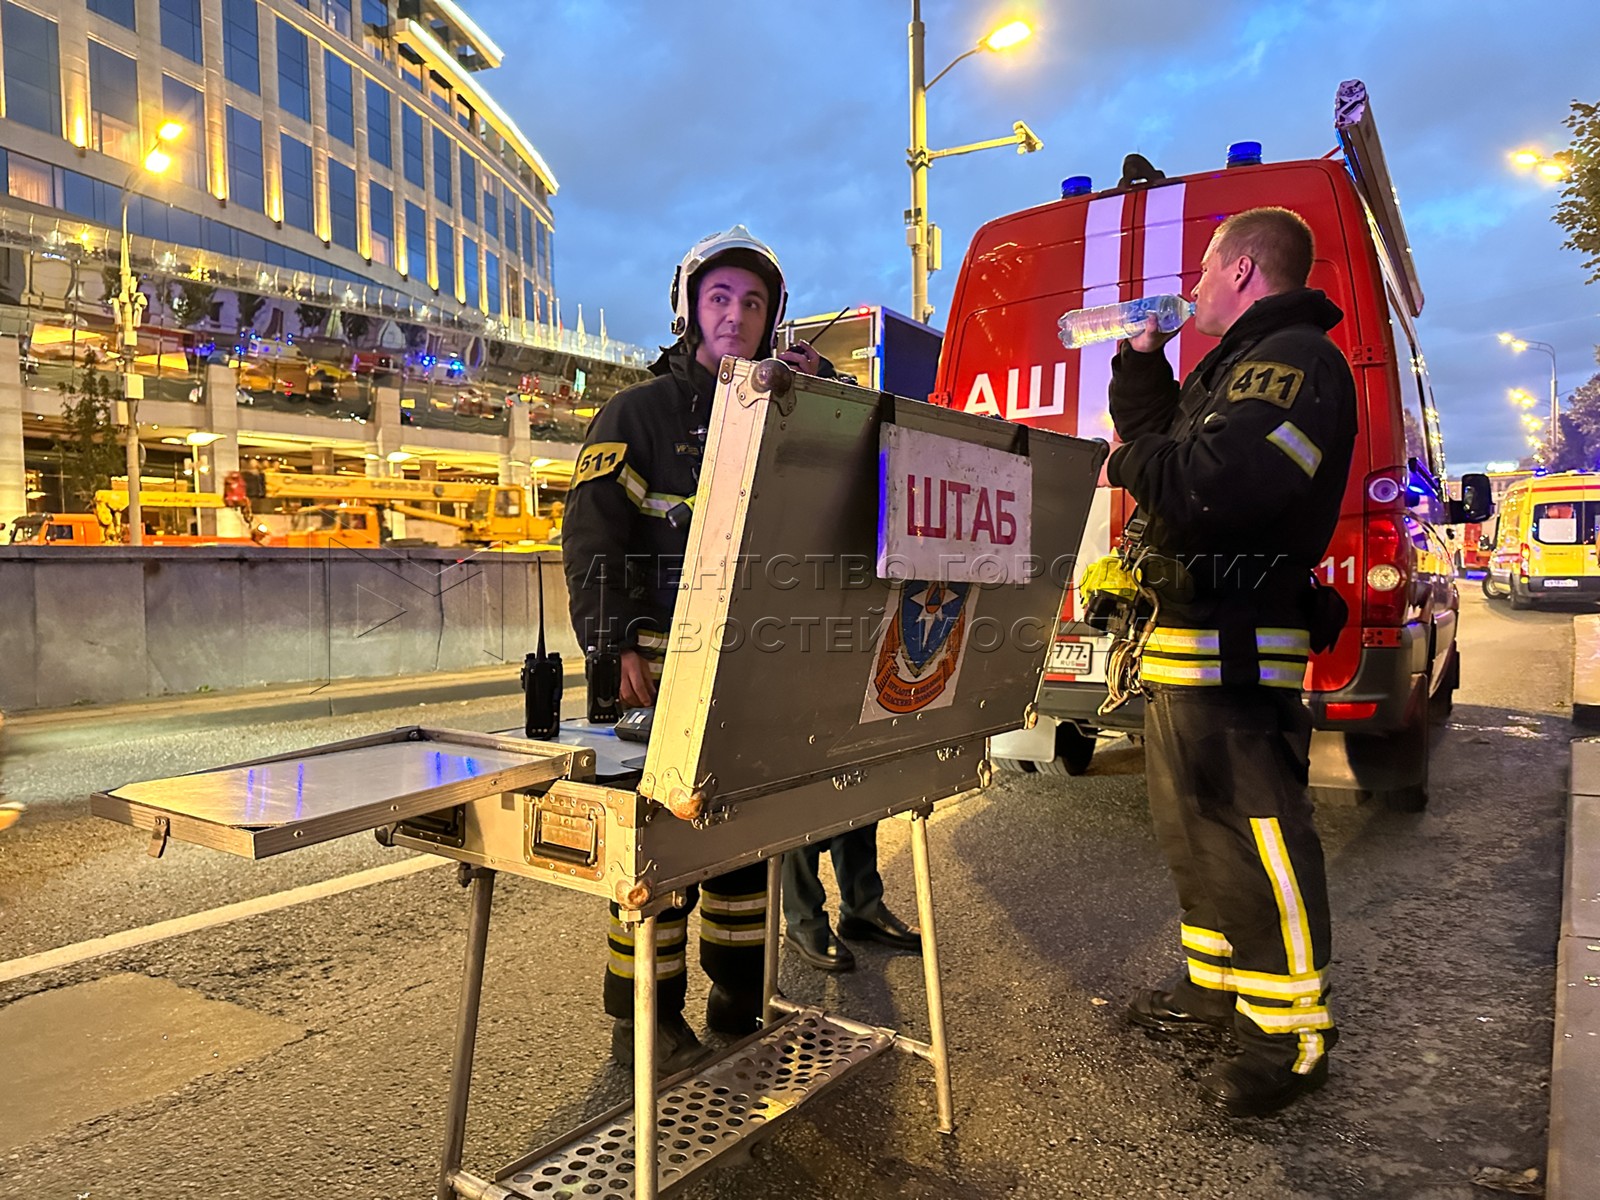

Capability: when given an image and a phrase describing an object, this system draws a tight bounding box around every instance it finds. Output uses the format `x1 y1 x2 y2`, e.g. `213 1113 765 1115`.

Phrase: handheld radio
520 555 563 739
585 564 623 724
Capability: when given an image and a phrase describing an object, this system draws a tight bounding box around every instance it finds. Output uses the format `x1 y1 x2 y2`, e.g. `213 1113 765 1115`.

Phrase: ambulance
935 80 1491 810
1480 472 1600 607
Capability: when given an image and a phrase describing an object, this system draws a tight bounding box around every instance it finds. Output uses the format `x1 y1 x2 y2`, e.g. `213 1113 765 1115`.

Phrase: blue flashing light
1060 175 1093 198
1226 140 1263 168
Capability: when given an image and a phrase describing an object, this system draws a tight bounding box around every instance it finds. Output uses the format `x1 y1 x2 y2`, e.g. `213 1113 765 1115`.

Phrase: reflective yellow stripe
1266 421 1322 479
1255 628 1311 655
1186 959 1235 992
1250 817 1313 975
1145 628 1221 655
1181 925 1234 957
1231 966 1327 1002
1141 660 1223 686
617 464 648 507
1259 662 1309 688
1235 997 1334 1033
699 925 768 946
608 949 686 978
700 893 768 915
1293 1029 1326 1074
609 917 687 945
635 629 669 650
640 492 693 518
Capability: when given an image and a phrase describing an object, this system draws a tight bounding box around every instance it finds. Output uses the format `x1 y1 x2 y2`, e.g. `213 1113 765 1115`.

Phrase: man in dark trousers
782 826 920 972
1106 207 1356 1116
563 225 826 1072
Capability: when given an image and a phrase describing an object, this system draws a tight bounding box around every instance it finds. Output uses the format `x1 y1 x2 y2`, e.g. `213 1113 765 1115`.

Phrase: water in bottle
1056 294 1195 350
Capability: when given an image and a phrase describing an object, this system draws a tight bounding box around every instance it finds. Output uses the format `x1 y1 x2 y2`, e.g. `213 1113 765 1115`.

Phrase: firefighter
1106 207 1356 1116
563 225 825 1072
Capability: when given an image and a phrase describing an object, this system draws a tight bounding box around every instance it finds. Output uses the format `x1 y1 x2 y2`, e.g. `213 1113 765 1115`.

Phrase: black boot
610 1012 708 1074
784 923 856 972
1127 986 1231 1034
706 984 761 1036
1199 1053 1329 1117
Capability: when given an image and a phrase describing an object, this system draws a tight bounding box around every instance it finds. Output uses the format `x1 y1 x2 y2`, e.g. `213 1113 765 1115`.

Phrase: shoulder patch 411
1226 361 1305 409
573 441 627 485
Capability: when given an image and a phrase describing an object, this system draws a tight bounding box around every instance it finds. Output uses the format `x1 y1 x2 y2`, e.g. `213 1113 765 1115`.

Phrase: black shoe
1199 1054 1329 1117
784 924 857 972
837 907 922 952
610 1013 709 1074
706 984 761 1036
1127 987 1231 1034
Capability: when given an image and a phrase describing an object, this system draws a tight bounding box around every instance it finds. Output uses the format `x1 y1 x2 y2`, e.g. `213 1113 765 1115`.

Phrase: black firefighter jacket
1105 288 1358 688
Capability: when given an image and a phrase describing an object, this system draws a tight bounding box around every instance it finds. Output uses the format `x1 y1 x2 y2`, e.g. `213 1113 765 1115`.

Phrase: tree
235 291 267 334
168 279 217 328
53 351 124 510
339 311 370 344
296 303 330 334
1554 101 1600 282
1555 369 1600 471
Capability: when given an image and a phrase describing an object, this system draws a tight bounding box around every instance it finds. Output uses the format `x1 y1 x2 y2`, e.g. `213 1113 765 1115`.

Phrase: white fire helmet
668 225 788 348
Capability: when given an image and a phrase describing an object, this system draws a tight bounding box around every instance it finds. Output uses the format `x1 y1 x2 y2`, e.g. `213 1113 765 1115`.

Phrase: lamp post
112 120 184 546
1509 147 1572 183
907 6 1036 325
1499 332 1559 465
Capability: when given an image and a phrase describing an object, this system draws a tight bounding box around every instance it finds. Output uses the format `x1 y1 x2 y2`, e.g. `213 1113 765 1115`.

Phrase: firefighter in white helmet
563 225 823 1071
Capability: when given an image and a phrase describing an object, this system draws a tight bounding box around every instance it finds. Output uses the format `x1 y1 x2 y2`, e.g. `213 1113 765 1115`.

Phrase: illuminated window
404 198 425 278
325 51 354 146
281 133 314 231
329 159 357 250
88 41 139 163
159 0 202 63
226 106 264 212
7 151 55 206
162 76 204 187
222 0 260 93
88 0 136 32
369 181 393 266
366 80 392 168
2 3 61 136
276 19 310 121
435 218 455 295
432 128 452 206
459 153 476 223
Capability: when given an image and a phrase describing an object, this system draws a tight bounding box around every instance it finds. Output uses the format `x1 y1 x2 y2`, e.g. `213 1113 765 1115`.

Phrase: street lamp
1509 147 1572 182
907 5 1037 325
1498 331 1559 464
111 119 184 546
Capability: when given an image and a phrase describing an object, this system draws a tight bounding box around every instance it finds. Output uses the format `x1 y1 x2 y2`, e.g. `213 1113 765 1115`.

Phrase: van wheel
1374 709 1431 812
1034 725 1098 777
992 757 1035 775
1509 578 1533 610
1481 574 1501 600
1430 643 1460 723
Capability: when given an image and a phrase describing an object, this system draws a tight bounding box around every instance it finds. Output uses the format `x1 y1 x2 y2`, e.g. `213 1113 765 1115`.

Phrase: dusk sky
481 0 1599 474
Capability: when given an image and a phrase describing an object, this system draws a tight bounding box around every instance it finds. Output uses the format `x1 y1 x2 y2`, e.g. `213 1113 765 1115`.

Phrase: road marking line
0 856 444 985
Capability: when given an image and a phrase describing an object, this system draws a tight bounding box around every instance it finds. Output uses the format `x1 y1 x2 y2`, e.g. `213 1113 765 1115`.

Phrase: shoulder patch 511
1226 361 1305 409
573 441 627 485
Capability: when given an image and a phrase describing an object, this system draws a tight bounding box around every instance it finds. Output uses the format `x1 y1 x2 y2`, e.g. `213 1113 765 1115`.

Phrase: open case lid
640 357 1105 817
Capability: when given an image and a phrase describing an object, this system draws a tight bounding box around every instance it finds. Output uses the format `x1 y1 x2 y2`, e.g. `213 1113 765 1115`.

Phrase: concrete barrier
1553 741 1600 1198
0 545 580 712
1573 615 1600 729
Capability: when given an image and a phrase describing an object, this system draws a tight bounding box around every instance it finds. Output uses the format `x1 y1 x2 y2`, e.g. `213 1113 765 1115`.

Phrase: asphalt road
0 587 1575 1199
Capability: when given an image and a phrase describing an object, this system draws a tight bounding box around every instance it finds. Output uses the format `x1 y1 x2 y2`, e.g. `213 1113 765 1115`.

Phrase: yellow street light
1509 147 1571 182
1510 149 1541 167
1498 331 1515 344
157 120 184 142
143 148 172 175
1538 160 1568 181
983 20 1032 51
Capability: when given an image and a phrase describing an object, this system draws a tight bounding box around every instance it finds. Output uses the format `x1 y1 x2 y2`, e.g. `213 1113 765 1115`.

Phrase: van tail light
1519 542 1530 578
1325 701 1379 721
1362 468 1413 628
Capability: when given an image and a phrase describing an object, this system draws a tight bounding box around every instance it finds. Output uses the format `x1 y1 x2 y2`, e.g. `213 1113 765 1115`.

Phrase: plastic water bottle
1056 294 1195 350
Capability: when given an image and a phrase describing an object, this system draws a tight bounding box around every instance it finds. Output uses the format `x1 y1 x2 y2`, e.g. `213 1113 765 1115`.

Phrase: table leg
633 912 659 1200
908 811 954 1134
436 866 497 1200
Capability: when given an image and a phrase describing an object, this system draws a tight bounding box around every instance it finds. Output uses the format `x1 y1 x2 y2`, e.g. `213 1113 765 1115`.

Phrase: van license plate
1544 579 1578 588
1048 640 1094 675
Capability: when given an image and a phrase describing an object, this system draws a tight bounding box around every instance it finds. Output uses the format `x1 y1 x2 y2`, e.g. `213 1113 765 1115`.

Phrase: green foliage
52 351 124 510
1554 371 1600 470
235 291 267 333
1555 101 1600 283
169 279 217 328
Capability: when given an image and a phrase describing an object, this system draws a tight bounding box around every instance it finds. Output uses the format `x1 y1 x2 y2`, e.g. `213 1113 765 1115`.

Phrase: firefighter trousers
603 862 768 1021
1144 683 1336 1074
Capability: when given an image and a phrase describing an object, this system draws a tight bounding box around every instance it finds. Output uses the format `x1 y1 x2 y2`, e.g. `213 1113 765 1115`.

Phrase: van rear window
1532 501 1600 545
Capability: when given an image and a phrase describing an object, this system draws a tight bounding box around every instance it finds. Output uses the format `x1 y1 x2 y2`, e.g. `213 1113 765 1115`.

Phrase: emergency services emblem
860 579 978 723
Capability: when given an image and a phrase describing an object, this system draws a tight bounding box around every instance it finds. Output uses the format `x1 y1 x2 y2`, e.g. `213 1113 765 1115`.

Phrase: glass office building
0 0 557 318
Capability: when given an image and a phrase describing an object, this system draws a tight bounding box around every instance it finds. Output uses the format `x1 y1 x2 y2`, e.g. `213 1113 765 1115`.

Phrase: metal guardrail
0 207 651 369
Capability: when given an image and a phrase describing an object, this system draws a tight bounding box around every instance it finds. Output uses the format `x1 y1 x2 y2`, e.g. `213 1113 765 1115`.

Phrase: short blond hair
1213 207 1314 292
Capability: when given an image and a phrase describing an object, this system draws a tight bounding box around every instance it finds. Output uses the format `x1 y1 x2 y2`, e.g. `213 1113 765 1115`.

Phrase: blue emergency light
1060 175 1093 198
1226 141 1263 168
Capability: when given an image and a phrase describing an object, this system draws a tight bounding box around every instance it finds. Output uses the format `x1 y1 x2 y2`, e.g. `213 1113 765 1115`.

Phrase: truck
241 471 559 550
934 79 1491 810
778 305 942 401
7 491 246 546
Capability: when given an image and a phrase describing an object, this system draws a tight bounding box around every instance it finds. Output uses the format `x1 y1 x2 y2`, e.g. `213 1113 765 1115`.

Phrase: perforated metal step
496 1007 894 1198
